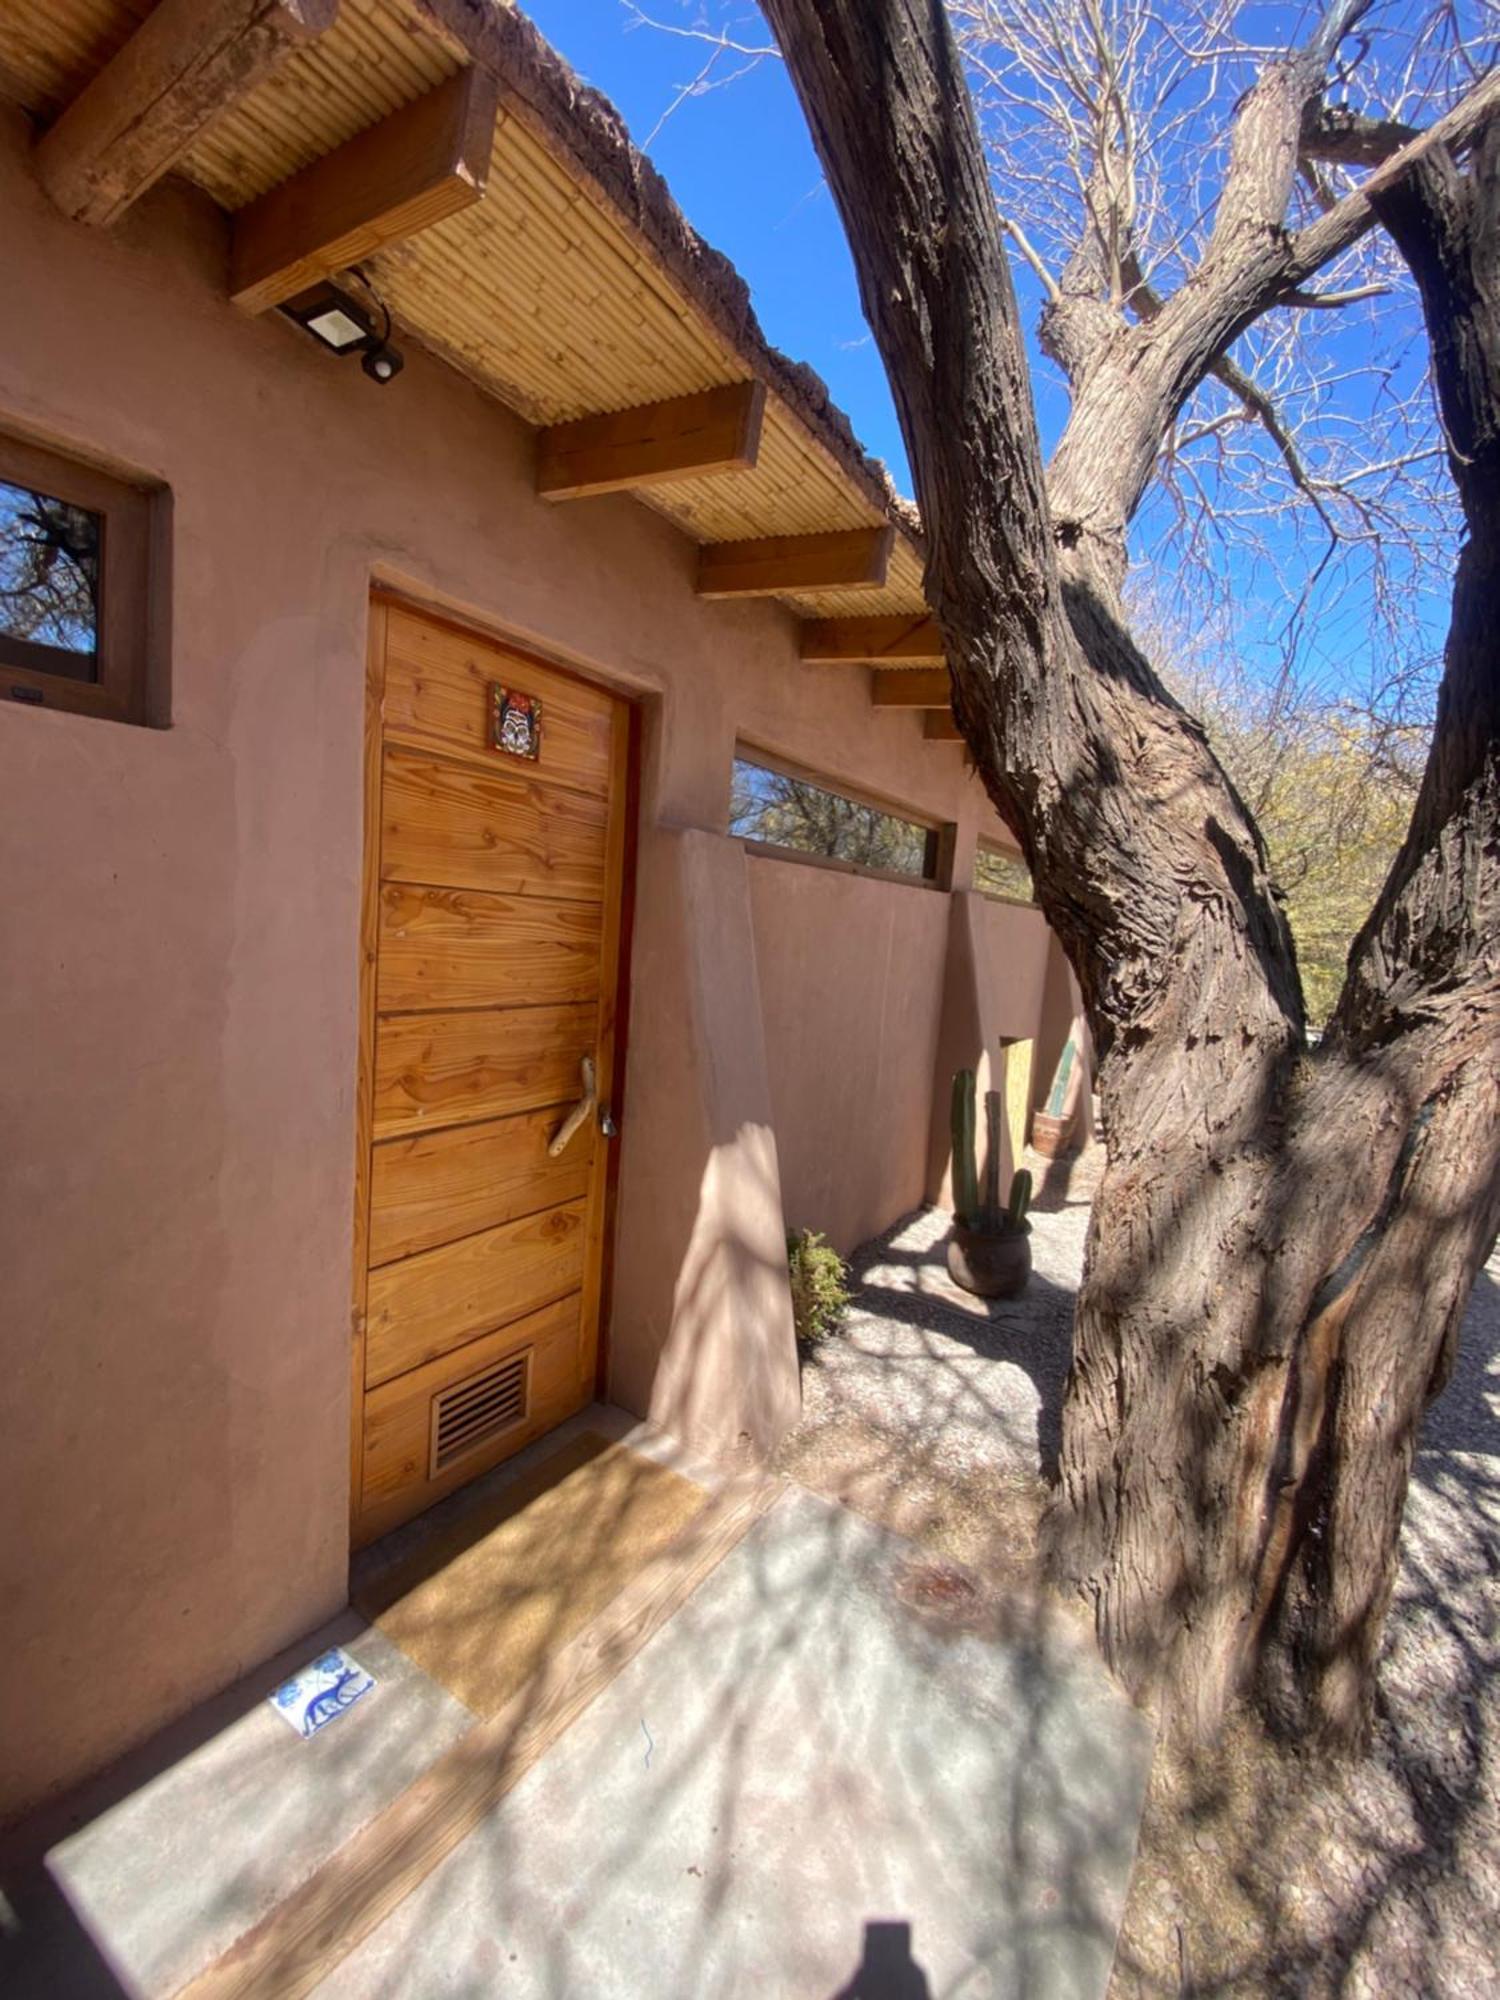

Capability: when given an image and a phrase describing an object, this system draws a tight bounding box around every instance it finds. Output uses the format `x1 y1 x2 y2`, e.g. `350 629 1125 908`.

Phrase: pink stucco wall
0 101 1041 1819
748 857 951 1254
970 893 1052 1040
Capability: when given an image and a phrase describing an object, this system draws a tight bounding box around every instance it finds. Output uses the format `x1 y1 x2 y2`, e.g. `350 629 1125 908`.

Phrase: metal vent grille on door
429 1348 532 1476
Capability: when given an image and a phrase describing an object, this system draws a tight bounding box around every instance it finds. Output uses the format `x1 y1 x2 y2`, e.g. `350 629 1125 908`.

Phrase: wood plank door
351 597 632 1546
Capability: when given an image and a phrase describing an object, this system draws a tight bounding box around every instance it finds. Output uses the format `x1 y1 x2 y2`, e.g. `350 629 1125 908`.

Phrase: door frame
348 588 639 1538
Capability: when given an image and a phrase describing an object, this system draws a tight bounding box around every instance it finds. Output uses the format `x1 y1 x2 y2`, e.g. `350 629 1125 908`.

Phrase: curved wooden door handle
548 1055 597 1158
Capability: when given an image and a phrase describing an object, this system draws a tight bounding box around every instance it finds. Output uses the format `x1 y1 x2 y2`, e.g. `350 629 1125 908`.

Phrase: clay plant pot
947 1220 1032 1299
1029 1111 1074 1160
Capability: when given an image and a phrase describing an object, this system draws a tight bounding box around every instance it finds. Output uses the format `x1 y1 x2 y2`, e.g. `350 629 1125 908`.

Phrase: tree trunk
1258 130 1500 1741
761 0 1500 1748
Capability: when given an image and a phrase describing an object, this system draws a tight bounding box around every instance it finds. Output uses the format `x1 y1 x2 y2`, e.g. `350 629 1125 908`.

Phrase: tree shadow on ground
783 1190 1499 2000
0 1192 1145 2000
795 1199 1079 1486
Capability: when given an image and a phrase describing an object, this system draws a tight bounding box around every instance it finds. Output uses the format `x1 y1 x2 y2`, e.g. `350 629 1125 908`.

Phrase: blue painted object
269 1647 375 1739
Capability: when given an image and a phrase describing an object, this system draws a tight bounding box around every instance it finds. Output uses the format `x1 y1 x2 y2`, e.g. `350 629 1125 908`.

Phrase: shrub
786 1229 850 1346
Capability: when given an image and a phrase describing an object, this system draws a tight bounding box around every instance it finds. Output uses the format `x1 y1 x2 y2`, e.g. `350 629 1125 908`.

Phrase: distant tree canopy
1157 653 1426 1024
729 756 935 876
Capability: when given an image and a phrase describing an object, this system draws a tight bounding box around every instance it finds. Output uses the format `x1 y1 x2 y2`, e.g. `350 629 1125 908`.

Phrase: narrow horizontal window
729 754 940 882
0 430 164 726
974 840 1034 903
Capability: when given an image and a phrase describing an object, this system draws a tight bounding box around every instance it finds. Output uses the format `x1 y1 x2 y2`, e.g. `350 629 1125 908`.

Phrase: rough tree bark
759 0 1500 1746
1260 124 1500 1739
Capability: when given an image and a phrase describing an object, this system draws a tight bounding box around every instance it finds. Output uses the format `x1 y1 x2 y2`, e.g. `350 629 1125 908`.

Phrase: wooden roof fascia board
801 615 944 665
924 712 964 742
697 526 894 600
230 62 498 312
34 0 339 226
869 670 951 708
537 380 766 501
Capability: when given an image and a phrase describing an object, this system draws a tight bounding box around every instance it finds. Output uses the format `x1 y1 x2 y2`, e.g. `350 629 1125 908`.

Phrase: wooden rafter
800 614 943 664
870 669 949 707
924 712 963 742
537 382 766 500
230 66 499 314
696 525 894 599
34 0 339 228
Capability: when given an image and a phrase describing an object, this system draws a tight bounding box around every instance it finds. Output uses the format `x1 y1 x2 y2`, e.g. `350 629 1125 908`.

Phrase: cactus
983 1089 1004 1229
950 1068 979 1227
953 1073 1032 1234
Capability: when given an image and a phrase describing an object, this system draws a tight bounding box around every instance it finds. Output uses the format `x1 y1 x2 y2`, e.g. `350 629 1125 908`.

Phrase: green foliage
973 843 1034 902
1008 1168 1033 1229
1246 721 1419 1024
951 1068 980 1226
786 1229 850 1346
1156 629 1425 1028
729 758 932 878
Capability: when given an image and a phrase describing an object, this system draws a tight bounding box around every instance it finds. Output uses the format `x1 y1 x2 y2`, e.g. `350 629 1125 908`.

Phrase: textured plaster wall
747 857 950 1255
0 104 1021 1819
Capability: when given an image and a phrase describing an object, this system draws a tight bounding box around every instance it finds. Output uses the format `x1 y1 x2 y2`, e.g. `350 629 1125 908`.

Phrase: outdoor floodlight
280 281 404 386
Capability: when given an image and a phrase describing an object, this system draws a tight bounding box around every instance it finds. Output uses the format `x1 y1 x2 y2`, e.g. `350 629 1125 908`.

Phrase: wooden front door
351 597 631 1546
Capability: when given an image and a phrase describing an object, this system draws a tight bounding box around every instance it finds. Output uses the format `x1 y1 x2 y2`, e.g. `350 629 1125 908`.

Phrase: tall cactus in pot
948 1066 1033 1298
950 1067 980 1228
983 1087 1004 1229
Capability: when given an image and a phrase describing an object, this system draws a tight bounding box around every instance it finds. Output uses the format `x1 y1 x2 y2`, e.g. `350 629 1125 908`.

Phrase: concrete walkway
1 1407 1150 1999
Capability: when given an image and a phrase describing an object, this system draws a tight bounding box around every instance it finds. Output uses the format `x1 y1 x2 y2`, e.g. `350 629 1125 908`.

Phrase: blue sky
521 2 1454 710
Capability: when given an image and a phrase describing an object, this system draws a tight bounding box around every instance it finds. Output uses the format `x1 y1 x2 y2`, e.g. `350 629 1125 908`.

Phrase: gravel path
779 1164 1500 1997
775 1157 1097 1576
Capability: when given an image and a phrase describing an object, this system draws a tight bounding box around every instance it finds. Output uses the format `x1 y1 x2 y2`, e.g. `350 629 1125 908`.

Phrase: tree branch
999 211 1062 301
1288 68 1500 287
1299 102 1421 168
1210 352 1340 537
1281 282 1389 308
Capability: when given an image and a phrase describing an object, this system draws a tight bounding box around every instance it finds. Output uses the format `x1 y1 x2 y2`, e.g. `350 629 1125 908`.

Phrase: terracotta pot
1030 1111 1074 1160
946 1221 1032 1299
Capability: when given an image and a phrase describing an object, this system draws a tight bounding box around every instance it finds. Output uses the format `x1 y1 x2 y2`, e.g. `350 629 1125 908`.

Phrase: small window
974 840 1034 903
0 431 161 725
729 753 940 883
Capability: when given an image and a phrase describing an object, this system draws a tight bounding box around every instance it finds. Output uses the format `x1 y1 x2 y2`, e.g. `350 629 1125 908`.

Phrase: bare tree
750 0 1499 1749
0 486 99 648
628 1 1474 723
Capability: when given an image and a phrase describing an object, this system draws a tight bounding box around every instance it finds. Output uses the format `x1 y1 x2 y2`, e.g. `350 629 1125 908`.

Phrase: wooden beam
537 382 766 501
230 66 499 313
696 525 894 599
35 0 339 228
801 614 944 664
871 669 950 708
925 712 964 742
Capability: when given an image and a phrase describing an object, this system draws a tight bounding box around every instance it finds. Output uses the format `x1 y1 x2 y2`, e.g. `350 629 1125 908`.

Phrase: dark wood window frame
0 430 165 726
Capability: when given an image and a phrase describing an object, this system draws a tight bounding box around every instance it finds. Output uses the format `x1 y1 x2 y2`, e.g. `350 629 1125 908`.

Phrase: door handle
548 1056 597 1158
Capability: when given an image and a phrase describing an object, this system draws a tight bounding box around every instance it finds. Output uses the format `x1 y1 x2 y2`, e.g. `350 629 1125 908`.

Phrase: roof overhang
3 0 956 718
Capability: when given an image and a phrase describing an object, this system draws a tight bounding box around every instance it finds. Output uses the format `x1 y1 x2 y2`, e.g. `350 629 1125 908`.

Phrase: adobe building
0 0 1084 1821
